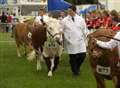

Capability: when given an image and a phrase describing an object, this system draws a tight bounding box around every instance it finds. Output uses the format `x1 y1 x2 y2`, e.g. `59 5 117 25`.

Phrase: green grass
0 33 114 88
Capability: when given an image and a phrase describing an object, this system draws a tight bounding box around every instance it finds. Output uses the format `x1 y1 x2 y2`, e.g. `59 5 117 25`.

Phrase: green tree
64 0 74 4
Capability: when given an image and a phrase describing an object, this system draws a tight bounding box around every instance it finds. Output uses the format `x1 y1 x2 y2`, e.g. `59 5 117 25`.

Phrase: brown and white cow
14 23 33 57
27 17 63 77
88 29 120 88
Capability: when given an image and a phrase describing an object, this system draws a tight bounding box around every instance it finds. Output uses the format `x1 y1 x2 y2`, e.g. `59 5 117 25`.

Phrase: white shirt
61 14 89 54
96 31 120 57
34 15 49 25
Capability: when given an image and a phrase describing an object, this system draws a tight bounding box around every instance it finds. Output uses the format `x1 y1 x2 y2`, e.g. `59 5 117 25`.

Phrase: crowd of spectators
85 10 120 31
0 12 19 32
1 9 120 33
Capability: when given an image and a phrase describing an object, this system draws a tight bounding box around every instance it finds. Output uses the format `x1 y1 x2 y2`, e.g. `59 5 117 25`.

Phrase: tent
0 0 7 4
48 0 71 11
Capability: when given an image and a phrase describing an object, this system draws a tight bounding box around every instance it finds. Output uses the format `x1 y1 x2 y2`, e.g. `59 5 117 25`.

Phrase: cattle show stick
99 35 120 42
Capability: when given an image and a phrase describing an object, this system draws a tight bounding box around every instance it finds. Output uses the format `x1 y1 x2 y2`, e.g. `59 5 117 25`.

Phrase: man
34 8 48 26
0 12 7 32
61 5 89 76
1 11 7 23
58 11 66 20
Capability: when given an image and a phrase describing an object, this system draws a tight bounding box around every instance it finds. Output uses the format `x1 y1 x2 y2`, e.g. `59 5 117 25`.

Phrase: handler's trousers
69 53 86 76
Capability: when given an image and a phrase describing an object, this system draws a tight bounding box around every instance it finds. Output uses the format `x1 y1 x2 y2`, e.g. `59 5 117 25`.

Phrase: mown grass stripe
0 41 15 43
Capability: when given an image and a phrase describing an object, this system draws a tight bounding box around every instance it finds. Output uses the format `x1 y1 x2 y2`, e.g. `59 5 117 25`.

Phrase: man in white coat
61 5 89 76
34 8 48 26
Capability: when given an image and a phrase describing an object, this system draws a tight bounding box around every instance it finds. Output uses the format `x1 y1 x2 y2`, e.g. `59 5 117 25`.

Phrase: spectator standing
7 13 13 32
102 10 112 29
1 12 7 32
58 11 66 20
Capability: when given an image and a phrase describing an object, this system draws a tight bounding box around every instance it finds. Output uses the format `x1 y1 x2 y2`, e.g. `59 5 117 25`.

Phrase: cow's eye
48 27 52 29
48 44 51 47
91 49 93 52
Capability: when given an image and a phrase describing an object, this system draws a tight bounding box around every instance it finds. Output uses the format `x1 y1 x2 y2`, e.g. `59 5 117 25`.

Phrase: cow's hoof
27 50 36 61
40 57 44 62
36 66 42 71
48 71 52 77
18 54 21 57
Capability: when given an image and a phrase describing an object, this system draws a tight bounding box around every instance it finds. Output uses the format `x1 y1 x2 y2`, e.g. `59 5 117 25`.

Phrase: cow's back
31 25 47 50
14 23 33 45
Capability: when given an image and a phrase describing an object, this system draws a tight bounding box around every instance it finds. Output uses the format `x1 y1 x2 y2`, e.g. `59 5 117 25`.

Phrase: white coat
61 14 89 54
34 15 49 25
96 31 120 58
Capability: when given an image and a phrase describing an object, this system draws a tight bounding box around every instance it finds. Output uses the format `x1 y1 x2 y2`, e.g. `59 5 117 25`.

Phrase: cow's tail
27 50 36 61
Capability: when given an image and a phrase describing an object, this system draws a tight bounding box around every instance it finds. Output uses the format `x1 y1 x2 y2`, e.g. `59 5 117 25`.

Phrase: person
1 11 7 23
110 10 120 31
33 8 48 26
7 13 13 32
48 12 53 17
95 31 120 57
61 5 89 76
58 11 66 20
0 11 7 32
11 13 19 37
111 18 120 31
102 10 112 29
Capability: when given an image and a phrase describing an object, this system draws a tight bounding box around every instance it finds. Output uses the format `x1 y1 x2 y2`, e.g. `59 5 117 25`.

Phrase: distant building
0 0 47 16
107 0 120 11
99 0 120 11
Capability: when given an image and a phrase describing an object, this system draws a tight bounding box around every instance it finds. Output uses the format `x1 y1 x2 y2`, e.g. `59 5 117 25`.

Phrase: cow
27 17 63 77
87 29 120 88
14 23 33 57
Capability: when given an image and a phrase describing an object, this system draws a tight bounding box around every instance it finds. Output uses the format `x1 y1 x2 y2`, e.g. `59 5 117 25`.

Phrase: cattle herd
13 16 120 88
14 17 63 77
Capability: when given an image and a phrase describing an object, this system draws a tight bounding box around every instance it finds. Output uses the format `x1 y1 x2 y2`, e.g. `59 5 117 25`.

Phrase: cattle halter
46 29 62 45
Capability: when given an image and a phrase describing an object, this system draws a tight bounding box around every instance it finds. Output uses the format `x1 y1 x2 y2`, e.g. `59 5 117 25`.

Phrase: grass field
0 33 114 88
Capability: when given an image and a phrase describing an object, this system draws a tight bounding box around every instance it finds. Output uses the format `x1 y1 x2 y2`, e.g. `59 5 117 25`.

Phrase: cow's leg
36 56 42 71
23 44 27 56
94 73 106 88
53 56 59 71
116 77 120 88
48 58 54 77
44 57 51 71
113 76 120 88
16 44 21 57
36 49 42 71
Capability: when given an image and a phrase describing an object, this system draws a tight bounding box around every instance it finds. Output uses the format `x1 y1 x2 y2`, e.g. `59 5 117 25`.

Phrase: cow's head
44 17 62 43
